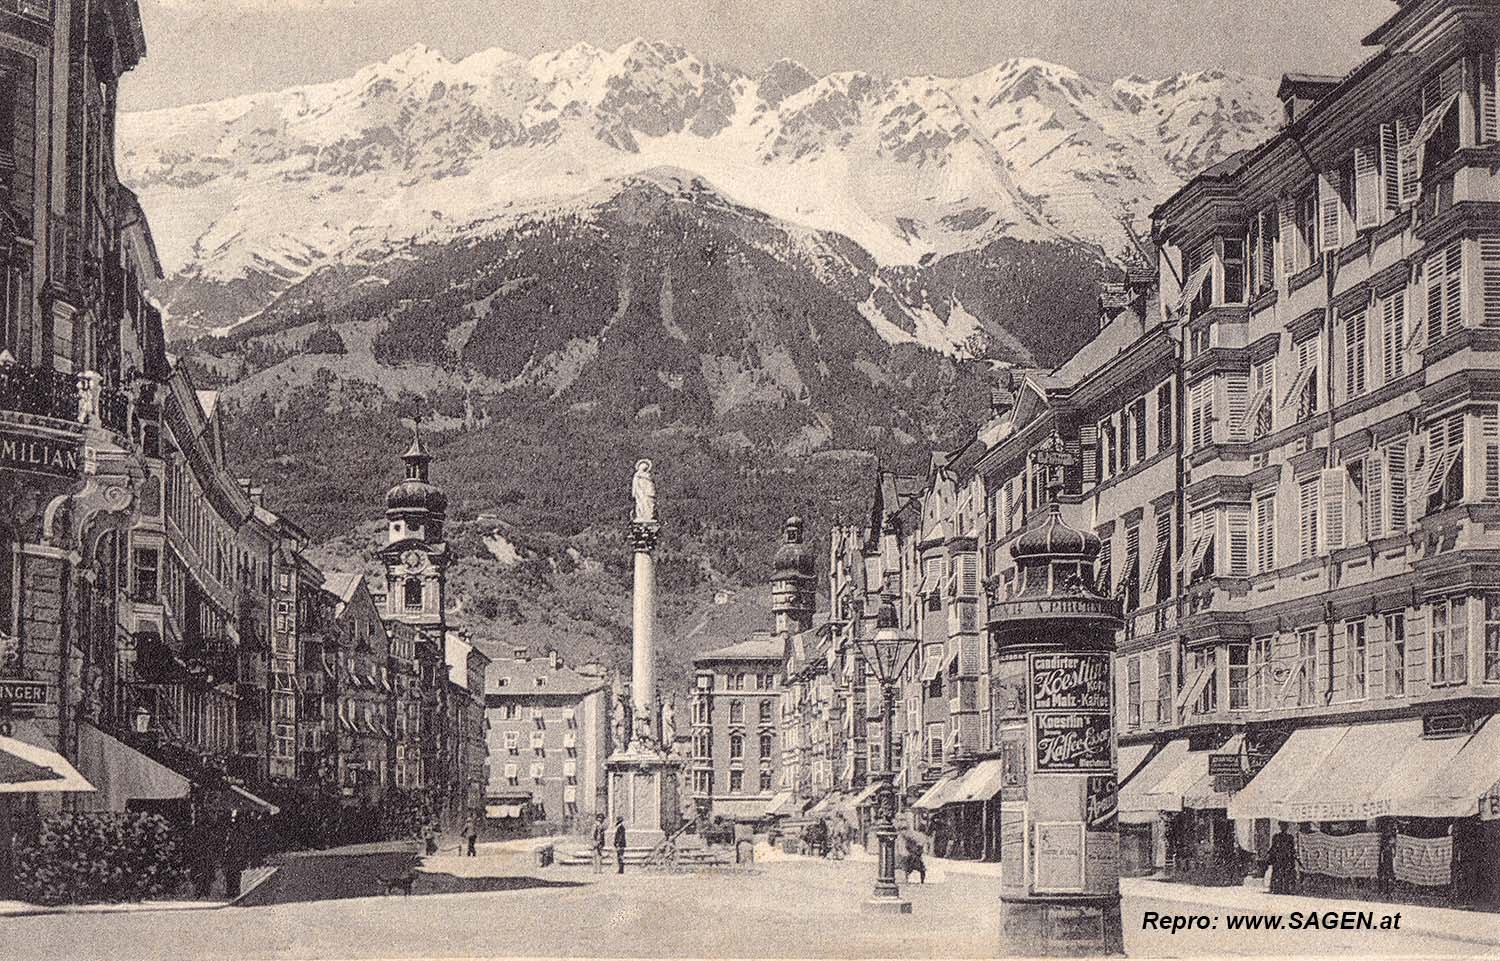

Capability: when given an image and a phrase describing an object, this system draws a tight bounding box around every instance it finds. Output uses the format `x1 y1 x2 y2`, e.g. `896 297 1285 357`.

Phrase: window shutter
1354 145 1381 230
1278 196 1297 275
1365 456 1385 540
1226 504 1251 576
1483 49 1499 144
1254 493 1275 574
1298 478 1320 559
1484 406 1500 502
1481 236 1500 328
1426 247 1447 343
1443 242 1463 336
1225 372 1249 442
1320 467 1346 554
1380 123 1401 212
1343 310 1367 398
960 554 979 597
1387 442 1408 533
1406 608 1428 687
1380 292 1405 383
1318 171 1343 252
1079 422 1098 487
1396 116 1420 206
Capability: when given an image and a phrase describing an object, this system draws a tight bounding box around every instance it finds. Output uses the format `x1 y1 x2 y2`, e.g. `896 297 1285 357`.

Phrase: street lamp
855 598 917 915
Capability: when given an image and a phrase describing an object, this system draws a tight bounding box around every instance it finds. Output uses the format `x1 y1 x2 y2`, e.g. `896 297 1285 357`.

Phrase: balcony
0 363 84 424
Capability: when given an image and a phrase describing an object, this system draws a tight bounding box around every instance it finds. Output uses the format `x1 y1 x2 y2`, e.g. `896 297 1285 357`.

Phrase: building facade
691 635 784 820
483 648 610 828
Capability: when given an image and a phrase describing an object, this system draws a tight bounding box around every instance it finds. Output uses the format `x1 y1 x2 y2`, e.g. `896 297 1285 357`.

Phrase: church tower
771 516 816 636
379 425 450 630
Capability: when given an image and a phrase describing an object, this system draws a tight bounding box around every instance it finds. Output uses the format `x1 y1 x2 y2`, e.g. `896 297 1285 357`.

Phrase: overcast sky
121 0 1393 112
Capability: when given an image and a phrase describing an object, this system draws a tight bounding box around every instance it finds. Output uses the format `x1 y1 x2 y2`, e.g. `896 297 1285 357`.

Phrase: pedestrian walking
423 822 438 856
462 815 478 857
613 817 628 874
591 813 608 874
1264 823 1298 894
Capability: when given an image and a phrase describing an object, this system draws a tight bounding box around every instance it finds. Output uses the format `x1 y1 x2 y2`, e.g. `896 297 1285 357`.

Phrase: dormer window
403 577 423 612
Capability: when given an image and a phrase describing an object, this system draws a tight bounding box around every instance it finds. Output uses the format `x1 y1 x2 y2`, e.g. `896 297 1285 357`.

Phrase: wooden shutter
1254 493 1275 574
1380 292 1405 383
1278 196 1297 275
1481 235 1500 328
1406 608 1428 688
1366 456 1384 540
1426 247 1448 343
1380 123 1401 212
1320 467 1346 553
1079 422 1098 487
1483 48 1499 144
1344 310 1367 398
1318 171 1343 252
1225 372 1249 441
1387 442 1408 533
1443 242 1463 335
1354 145 1381 230
1484 406 1500 502
1226 504 1251 576
1397 116 1420 206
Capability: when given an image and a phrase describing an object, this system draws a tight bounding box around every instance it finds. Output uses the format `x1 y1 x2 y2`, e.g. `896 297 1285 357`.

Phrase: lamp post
856 599 917 915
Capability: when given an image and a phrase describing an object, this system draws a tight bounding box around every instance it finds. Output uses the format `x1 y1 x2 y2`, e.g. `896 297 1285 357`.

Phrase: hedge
13 812 187 905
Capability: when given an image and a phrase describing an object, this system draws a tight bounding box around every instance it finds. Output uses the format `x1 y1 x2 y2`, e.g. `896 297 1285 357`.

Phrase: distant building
445 631 491 819
691 634 784 820
483 648 611 828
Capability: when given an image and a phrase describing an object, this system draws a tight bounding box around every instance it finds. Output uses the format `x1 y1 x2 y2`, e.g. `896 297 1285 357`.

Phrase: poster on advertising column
1032 712 1113 773
1033 820 1086 893
1029 652 1112 711
1029 652 1113 775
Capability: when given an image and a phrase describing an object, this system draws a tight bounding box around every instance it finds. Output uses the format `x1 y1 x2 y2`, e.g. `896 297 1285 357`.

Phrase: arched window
759 733 773 758
758 700 773 723
404 578 423 612
729 734 743 759
728 700 743 724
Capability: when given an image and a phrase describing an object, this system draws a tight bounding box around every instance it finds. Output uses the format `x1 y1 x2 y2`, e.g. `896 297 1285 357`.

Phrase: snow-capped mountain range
119 40 1281 337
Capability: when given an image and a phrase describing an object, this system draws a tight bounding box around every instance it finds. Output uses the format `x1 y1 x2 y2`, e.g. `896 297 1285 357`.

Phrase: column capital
628 520 662 553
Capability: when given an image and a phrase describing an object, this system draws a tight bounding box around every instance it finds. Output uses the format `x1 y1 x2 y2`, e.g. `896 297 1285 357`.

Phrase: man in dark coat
613 818 628 874
1266 823 1298 894
591 814 608 874
462 816 478 857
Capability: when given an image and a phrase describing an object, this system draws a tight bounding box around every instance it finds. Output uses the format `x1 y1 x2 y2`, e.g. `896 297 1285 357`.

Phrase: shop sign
1030 435 1079 468
1393 834 1452 887
1033 821 1085 893
0 678 50 708
1084 775 1116 828
0 431 82 478
1422 713 1471 738
1033 712 1112 772
1030 653 1111 711
1207 753 1243 776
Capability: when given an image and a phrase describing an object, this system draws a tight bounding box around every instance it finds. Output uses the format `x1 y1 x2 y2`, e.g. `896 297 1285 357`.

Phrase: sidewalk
1121 876 1500 949
0 898 221 918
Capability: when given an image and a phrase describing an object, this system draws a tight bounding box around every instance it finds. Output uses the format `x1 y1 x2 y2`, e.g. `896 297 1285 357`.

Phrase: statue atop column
631 459 656 523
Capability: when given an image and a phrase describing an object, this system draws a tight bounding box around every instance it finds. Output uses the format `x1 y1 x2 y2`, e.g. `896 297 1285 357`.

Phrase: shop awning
951 759 1005 803
1119 739 1189 818
912 774 961 810
0 721 95 794
1388 715 1500 819
72 721 187 810
766 790 804 817
1229 724 1371 822
485 803 526 819
222 783 281 816
852 782 883 807
1118 743 1154 785
1177 735 1244 810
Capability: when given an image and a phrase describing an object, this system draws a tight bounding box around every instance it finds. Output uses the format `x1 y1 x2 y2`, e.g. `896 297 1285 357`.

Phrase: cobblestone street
7 847 1498 960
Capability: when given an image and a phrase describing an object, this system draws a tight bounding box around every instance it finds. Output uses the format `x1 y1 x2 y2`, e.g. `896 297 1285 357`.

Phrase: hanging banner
1394 834 1453 887
1295 832 1381 880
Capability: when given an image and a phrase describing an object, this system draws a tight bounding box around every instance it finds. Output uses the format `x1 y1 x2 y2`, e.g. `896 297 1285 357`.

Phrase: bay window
1430 595 1469 686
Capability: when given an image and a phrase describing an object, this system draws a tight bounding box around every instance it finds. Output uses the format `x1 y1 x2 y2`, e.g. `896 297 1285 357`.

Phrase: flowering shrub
14 812 187 905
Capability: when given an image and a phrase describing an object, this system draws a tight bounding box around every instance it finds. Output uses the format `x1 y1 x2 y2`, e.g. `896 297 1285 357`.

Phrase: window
1430 596 1468 686
1121 523 1140 612
1380 116 1418 212
505 731 518 755
1254 490 1276 574
1486 594 1500 683
729 770 744 793
759 732 773 757
1425 411 1465 514
1156 382 1174 451
1131 397 1148 463
1353 143 1382 230
1155 648 1172 723
1318 169 1345 252
133 547 160 602
1379 291 1406 384
1297 477 1320 560
1226 504 1251 577
729 734 743 759
1484 407 1500 502
1188 378 1213 451
693 698 708 724
1424 242 1464 344
728 700 743 724
1279 191 1316 276
1387 441 1409 533
1293 334 1320 420
1222 237 1246 303
759 770 774 791
1344 310 1367 400
1385 612 1407 696
1250 636 1273 710
403 578 422 612
1345 620 1367 700
530 762 545 780
1228 643 1249 711
926 723 945 765
1248 207 1278 296
1248 358 1274 439
1126 655 1142 729
1190 649 1216 715
1297 628 1319 706
1150 509 1173 604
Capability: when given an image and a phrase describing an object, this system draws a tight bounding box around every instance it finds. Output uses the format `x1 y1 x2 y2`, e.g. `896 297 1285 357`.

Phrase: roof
485 656 609 698
195 390 220 419
1276 73 1343 101
320 572 366 605
694 634 786 664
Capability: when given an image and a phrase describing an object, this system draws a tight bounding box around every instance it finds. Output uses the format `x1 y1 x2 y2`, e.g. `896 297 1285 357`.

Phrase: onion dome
772 515 815 578
1011 503 1100 563
386 424 447 514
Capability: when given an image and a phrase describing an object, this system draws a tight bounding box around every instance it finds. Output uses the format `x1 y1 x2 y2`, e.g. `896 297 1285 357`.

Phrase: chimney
548 649 560 670
513 645 528 660
1277 74 1341 126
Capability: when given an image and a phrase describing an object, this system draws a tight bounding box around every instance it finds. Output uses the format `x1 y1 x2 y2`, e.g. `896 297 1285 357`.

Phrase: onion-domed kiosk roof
991 503 1119 630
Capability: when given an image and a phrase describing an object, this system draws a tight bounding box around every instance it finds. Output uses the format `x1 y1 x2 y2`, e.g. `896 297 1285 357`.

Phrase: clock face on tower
401 550 424 571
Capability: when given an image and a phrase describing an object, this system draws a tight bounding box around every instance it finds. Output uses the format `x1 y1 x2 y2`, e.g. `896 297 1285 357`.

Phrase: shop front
1229 715 1500 905
1118 735 1245 883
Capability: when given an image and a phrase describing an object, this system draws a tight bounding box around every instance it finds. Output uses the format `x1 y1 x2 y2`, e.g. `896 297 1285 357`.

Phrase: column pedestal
605 749 682 848
1000 896 1124 957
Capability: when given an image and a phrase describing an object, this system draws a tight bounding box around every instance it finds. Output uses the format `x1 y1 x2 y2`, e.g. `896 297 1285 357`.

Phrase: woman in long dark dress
1265 823 1298 894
